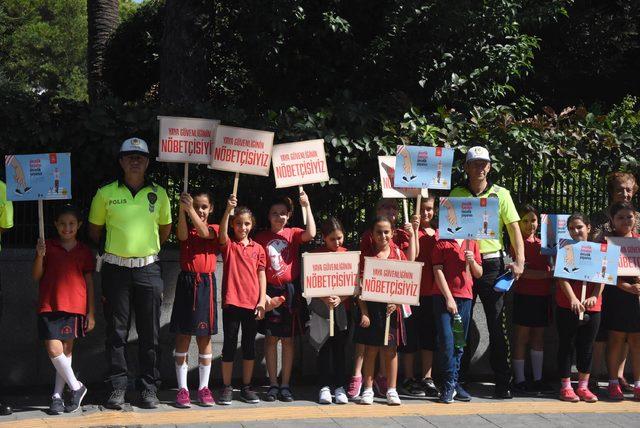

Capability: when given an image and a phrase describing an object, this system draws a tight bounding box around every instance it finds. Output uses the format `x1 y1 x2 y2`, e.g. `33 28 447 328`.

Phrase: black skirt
169 271 218 336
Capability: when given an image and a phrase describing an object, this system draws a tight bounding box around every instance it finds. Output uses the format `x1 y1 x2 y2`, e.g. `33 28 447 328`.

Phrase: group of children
32 189 640 414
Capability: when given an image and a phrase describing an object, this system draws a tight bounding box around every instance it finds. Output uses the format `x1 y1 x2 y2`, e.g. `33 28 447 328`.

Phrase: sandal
279 386 294 402
265 385 279 402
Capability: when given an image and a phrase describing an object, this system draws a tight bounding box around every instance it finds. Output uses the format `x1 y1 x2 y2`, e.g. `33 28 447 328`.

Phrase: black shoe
279 386 294 402
532 380 555 395
139 389 159 409
64 384 87 413
49 396 64 415
494 384 513 399
0 402 11 416
218 385 233 405
419 377 440 397
513 381 538 396
240 385 260 404
400 378 426 397
264 385 279 402
106 389 126 410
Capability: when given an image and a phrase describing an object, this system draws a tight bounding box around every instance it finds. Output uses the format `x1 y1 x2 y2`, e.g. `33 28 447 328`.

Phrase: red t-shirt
432 239 481 299
255 227 305 286
360 240 407 270
512 236 552 296
38 240 95 315
179 224 220 273
417 229 439 296
555 279 602 312
359 228 411 257
221 238 266 310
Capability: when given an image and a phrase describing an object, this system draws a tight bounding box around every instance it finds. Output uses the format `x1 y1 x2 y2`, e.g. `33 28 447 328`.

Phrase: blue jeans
433 295 472 386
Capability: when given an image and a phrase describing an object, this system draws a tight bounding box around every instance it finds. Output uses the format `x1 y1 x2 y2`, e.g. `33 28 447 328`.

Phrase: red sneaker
575 387 598 403
559 387 579 402
608 383 624 401
175 388 191 408
346 376 362 399
633 387 640 401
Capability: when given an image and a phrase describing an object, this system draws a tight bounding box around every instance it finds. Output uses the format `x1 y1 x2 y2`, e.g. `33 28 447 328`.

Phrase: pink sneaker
346 376 362 398
608 383 624 401
373 375 388 397
575 387 598 403
559 387 579 402
198 387 214 406
175 388 191 408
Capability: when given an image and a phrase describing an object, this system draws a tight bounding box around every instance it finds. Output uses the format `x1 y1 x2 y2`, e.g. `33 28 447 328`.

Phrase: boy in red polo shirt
33 205 95 415
432 238 482 403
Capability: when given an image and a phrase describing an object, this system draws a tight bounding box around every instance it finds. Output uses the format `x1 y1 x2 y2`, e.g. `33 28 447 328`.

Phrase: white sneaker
319 386 332 404
360 388 374 405
386 389 402 406
334 387 348 404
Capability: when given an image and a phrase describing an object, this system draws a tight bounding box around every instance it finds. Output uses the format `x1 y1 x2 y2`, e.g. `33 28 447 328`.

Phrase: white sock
53 355 71 398
530 350 544 381
175 363 188 390
198 353 212 390
513 359 525 384
50 354 81 391
387 387 397 394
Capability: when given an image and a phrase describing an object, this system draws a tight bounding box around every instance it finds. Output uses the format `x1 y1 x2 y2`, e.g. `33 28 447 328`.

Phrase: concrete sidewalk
1 382 638 427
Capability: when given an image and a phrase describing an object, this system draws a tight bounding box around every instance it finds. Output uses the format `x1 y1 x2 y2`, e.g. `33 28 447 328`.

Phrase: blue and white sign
554 239 620 285
540 214 571 255
438 197 499 240
393 145 454 190
5 153 72 201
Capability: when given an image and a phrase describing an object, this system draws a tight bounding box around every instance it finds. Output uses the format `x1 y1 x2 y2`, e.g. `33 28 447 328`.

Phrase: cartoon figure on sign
5 155 31 195
440 198 463 234
397 145 416 183
53 168 60 194
600 255 607 279
482 209 489 235
267 238 290 278
436 159 443 184
562 244 579 273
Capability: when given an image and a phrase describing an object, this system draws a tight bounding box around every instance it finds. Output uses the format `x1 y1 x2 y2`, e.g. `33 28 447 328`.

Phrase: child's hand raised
386 303 397 315
36 239 46 257
226 194 238 211
403 223 414 237
299 190 309 208
179 192 193 212
410 214 420 231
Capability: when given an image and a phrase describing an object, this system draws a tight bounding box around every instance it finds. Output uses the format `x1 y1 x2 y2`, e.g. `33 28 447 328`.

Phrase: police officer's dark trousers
102 262 163 392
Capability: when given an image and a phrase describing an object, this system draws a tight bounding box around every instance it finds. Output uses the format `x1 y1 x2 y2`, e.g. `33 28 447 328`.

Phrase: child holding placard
32 205 95 414
601 202 640 400
256 192 316 402
555 213 602 402
511 205 554 395
348 198 415 399
355 215 415 406
399 195 439 397
432 236 482 403
217 195 269 405
170 189 219 408
309 217 350 405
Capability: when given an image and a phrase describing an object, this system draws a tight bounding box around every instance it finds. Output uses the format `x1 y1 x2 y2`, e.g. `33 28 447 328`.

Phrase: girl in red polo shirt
170 189 220 408
309 217 350 405
399 195 439 398
32 205 95 415
602 202 640 401
217 195 268 405
555 213 602 403
356 215 415 406
511 205 553 395
255 192 316 403
432 235 482 403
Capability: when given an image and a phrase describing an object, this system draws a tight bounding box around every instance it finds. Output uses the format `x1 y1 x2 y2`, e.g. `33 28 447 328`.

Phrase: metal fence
0 158 621 249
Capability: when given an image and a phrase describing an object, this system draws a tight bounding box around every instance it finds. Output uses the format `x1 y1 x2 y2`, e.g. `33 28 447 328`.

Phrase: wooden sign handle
299 185 307 225
231 172 239 215
183 163 189 194
38 199 44 240
383 312 390 346
579 281 587 321
329 306 334 337
402 199 409 224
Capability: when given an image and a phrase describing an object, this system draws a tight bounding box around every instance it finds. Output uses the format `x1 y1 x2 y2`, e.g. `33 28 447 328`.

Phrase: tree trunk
87 0 119 103
160 0 213 110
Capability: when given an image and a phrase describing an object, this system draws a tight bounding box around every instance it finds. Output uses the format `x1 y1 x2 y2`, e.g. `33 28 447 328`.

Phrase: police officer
0 179 13 416
88 138 172 409
449 147 525 399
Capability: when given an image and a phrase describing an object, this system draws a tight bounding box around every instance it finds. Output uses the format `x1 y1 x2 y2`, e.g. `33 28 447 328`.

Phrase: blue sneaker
440 382 455 404
454 383 471 402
